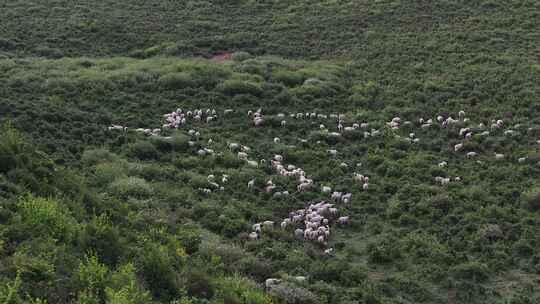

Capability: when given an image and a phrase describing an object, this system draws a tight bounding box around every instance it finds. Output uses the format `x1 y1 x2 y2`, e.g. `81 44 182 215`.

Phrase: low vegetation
1 0 539 303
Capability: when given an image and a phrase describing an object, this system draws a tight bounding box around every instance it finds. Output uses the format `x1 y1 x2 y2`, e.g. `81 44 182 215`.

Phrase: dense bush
522 186 540 211
109 177 153 199
129 141 160 160
217 80 262 96
17 195 77 241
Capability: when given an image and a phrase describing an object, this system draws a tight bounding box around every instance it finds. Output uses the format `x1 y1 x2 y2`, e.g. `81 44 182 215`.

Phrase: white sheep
466 152 478 158
238 152 248 160
247 179 255 189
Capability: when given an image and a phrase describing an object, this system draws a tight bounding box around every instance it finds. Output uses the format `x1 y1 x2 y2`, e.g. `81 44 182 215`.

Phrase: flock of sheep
106 106 538 290
108 107 537 250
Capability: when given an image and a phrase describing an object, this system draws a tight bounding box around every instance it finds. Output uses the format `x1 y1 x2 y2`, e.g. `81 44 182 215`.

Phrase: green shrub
79 215 123 266
217 80 262 96
0 124 26 173
109 177 152 199
177 230 202 255
184 268 215 299
158 72 194 90
105 263 152 304
215 275 272 304
128 141 159 160
451 261 490 282
81 149 119 166
17 195 77 241
231 51 252 62
367 236 401 264
522 186 540 211
139 245 181 299
78 254 110 299
94 162 127 186
272 70 304 87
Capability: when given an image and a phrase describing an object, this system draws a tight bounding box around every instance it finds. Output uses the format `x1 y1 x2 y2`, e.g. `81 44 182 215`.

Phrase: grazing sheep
238 152 248 160
265 278 281 289
248 232 259 240
294 228 304 238
454 143 464 152
247 179 255 189
247 160 258 167
466 152 478 158
518 157 527 163
274 137 280 143
494 153 505 160
228 142 240 151
337 216 349 225
362 183 369 191
331 192 342 202
262 221 274 229
321 186 332 193
297 182 313 192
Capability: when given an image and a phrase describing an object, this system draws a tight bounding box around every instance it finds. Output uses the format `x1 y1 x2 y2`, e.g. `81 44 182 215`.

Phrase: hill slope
1 1 540 304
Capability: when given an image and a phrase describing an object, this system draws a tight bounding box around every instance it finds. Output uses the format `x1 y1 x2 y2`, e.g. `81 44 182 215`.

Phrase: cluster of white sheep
108 124 162 137
249 200 349 249
162 108 219 129
353 173 370 191
196 174 229 194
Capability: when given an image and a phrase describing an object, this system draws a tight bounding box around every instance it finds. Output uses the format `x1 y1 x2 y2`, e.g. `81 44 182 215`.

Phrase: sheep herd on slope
108 107 538 252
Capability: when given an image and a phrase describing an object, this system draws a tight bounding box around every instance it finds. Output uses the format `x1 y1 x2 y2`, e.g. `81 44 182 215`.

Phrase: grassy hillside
1 0 539 60
1 1 540 304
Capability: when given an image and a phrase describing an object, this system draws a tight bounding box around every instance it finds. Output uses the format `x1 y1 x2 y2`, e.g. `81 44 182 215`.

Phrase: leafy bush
367 235 401 264
139 245 181 300
105 263 152 304
158 72 194 90
451 261 490 283
231 51 252 62
79 215 123 266
272 70 304 87
109 177 152 199
94 162 128 186
522 186 540 211
128 141 159 160
78 254 110 300
0 124 26 173
81 149 119 166
17 195 77 241
215 275 271 304
267 282 320 304
184 268 215 299
217 80 262 96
